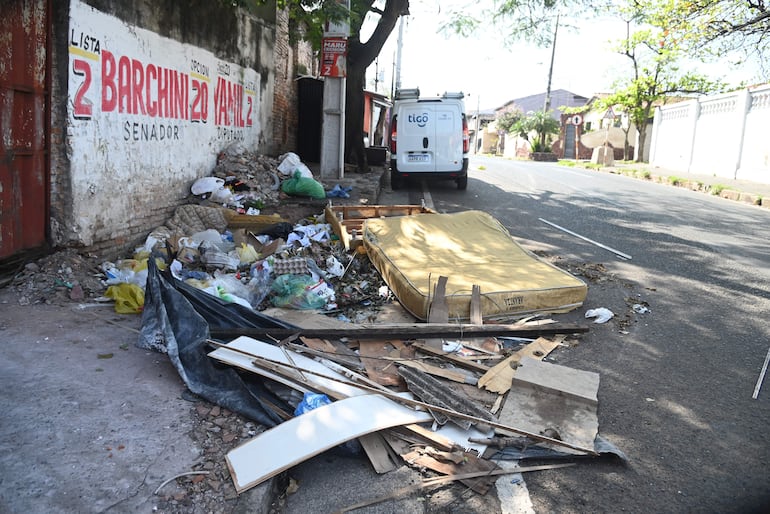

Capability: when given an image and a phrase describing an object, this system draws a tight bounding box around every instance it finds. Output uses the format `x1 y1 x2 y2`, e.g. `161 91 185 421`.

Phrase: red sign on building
321 37 347 78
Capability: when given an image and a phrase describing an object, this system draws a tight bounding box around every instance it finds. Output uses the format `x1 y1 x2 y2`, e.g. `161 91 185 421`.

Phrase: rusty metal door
0 0 49 260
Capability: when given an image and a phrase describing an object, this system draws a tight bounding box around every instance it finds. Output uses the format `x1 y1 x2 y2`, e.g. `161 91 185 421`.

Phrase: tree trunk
344 0 409 173
635 105 653 162
345 63 368 172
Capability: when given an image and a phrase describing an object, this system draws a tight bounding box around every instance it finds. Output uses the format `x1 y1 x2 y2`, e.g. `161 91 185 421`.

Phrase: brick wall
271 8 317 156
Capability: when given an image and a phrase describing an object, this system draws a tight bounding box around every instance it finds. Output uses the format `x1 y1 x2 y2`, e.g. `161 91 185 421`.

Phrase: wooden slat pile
324 202 436 250
203 276 614 510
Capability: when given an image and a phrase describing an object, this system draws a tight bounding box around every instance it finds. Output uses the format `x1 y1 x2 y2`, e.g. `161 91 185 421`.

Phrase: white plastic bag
191 177 225 195
585 307 614 323
277 152 313 178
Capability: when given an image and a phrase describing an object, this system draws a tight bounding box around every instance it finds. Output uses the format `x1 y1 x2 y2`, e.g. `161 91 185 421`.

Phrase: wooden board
358 432 399 474
325 203 435 251
209 322 589 340
411 341 490 374
477 336 564 394
401 448 500 494
226 394 433 493
358 340 403 387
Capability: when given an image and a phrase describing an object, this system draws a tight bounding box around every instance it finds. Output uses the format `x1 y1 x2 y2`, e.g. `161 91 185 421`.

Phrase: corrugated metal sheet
0 0 49 259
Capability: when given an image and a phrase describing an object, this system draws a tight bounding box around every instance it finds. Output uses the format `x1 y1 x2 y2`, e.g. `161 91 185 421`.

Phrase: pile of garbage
98 202 389 323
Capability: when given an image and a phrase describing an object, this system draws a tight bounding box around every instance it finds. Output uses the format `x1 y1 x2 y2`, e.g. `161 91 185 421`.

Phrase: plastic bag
281 171 326 199
270 274 327 310
191 176 225 195
105 283 145 314
236 243 259 264
294 392 332 416
326 184 352 198
585 307 614 323
278 152 313 178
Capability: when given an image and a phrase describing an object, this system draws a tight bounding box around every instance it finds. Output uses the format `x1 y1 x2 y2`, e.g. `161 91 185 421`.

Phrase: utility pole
394 16 405 95
543 13 559 113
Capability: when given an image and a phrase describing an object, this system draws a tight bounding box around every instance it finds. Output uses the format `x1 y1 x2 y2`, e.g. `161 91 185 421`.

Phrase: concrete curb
584 164 770 209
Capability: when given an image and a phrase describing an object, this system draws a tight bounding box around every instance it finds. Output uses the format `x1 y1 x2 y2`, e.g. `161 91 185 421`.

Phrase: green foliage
441 0 598 48
530 139 551 153
511 110 560 147
711 184 726 195
495 109 523 134
632 0 770 66
240 0 381 50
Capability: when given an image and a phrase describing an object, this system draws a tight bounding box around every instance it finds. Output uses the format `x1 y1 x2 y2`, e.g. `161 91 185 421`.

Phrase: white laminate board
226 394 433 492
208 336 364 398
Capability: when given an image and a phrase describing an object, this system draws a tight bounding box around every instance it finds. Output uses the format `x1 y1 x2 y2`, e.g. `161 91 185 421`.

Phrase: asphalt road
385 156 770 513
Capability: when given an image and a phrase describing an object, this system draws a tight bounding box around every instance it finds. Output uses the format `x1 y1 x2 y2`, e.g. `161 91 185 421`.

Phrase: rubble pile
202 144 283 211
10 249 106 306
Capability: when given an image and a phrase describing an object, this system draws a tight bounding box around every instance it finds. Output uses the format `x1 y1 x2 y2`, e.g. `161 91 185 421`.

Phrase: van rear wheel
391 169 403 190
456 176 468 190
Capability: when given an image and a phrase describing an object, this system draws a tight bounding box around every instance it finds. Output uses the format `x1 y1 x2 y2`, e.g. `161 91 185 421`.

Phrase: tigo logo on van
407 113 429 127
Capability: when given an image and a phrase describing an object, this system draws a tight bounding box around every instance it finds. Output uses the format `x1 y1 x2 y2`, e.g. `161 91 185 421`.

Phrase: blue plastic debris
326 184 352 198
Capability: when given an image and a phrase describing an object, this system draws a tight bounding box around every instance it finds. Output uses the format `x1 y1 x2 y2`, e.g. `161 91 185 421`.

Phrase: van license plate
407 154 430 163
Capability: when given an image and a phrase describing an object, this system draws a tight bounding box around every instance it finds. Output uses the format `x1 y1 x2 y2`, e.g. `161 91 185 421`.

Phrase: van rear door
395 101 463 173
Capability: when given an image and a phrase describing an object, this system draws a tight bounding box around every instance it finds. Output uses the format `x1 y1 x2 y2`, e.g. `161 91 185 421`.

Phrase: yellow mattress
363 210 587 321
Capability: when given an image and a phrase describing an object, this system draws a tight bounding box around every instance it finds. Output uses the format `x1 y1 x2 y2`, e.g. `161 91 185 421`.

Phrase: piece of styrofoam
226 394 433 493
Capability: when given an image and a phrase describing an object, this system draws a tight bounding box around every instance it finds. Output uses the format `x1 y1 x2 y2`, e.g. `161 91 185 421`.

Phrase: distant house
494 89 590 158
467 108 497 154
498 89 590 120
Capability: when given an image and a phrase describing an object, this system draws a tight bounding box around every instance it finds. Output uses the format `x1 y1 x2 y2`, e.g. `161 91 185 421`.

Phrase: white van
389 89 470 190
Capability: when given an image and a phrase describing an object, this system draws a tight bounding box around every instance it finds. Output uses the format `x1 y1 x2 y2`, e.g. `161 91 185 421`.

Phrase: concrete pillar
320 77 346 179
733 88 751 179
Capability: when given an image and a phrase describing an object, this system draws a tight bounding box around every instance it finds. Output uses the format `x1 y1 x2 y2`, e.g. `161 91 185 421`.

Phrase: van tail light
462 116 469 153
390 116 397 153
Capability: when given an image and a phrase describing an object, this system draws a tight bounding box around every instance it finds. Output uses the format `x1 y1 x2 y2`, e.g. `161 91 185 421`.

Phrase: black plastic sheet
138 259 298 427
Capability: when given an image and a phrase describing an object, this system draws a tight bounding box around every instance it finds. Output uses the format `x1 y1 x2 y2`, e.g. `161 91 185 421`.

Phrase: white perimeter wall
651 84 770 183
66 0 269 246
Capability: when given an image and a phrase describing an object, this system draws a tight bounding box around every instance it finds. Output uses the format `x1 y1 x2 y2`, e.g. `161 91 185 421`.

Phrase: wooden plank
358 340 403 387
470 285 482 325
477 336 564 394
428 276 449 324
226 394 434 493
401 448 500 494
358 432 399 474
212 338 598 455
209 322 588 341
326 203 436 250
411 341 490 373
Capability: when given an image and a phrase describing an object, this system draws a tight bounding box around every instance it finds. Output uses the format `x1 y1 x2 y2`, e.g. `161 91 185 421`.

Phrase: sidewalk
599 162 770 208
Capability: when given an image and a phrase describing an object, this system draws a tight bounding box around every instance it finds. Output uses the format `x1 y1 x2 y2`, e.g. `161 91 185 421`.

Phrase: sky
363 3 764 111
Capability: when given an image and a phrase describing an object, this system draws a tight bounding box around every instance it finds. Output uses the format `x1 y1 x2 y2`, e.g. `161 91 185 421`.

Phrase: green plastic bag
281 171 326 199
270 274 326 309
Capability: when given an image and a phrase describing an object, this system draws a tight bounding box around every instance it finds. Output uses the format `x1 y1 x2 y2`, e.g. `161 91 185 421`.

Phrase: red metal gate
0 0 50 259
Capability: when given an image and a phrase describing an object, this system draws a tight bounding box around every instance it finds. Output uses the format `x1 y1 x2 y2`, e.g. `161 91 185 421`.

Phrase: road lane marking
539 218 632 260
